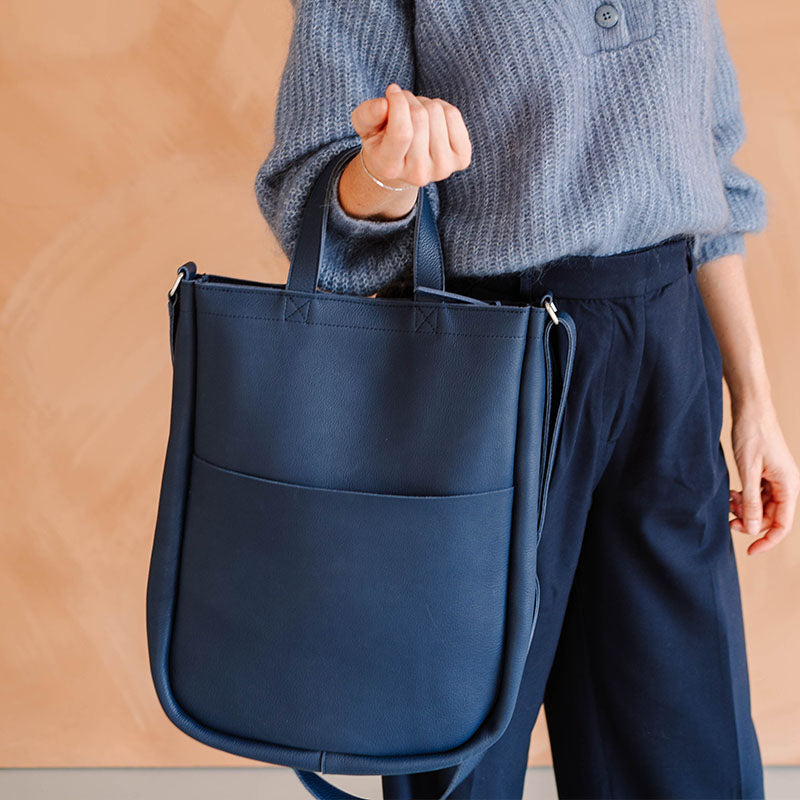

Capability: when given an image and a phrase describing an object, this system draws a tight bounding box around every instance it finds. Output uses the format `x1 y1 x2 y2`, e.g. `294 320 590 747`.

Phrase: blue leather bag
146 143 576 800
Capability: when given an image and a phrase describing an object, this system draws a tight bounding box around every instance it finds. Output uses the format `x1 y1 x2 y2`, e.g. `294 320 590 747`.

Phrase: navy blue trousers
379 236 764 800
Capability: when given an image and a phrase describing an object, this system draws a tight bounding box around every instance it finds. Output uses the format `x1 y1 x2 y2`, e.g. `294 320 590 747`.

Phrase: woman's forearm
694 251 772 412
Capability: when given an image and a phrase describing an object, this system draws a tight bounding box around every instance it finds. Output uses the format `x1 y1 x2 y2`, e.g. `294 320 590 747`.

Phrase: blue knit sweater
254 0 768 296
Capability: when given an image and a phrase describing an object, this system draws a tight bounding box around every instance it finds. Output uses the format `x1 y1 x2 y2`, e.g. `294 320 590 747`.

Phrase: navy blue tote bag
146 143 576 800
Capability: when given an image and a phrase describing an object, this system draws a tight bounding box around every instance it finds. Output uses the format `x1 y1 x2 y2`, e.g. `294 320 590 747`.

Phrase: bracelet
359 147 416 192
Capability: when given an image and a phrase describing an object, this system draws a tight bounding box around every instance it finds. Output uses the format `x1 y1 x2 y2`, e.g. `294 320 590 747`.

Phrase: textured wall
1 0 798 768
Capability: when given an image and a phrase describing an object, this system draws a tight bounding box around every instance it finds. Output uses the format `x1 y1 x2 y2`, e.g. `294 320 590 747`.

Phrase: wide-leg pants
378 235 764 800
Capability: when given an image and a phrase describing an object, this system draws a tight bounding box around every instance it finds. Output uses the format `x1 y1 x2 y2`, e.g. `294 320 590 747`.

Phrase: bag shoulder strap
295 748 483 800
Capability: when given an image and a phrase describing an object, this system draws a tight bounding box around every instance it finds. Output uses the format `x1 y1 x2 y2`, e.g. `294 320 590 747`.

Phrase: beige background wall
1 0 798 768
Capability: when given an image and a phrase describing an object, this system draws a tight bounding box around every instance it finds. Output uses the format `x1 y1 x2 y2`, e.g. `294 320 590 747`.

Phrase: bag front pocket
168 453 515 757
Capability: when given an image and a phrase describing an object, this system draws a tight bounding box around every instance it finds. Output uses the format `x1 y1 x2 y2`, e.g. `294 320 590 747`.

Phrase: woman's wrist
359 147 416 192
728 362 773 415
336 150 419 222
729 369 773 417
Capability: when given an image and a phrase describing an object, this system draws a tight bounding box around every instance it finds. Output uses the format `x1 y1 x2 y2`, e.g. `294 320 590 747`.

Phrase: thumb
352 96 389 139
741 460 764 536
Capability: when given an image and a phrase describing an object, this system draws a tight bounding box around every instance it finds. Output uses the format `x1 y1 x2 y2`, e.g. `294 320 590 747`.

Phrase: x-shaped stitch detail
414 305 437 334
284 295 310 323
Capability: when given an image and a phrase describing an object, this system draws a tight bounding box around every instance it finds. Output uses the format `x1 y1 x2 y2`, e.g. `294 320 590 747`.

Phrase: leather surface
171 453 514 755
145 144 576 800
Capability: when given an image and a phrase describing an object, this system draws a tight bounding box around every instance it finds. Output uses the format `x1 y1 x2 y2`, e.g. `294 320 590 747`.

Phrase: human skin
696 253 800 555
337 83 472 220
340 87 800 556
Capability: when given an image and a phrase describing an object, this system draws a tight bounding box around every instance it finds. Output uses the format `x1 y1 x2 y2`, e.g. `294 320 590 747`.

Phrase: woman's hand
337 83 472 222
729 398 800 555
353 82 473 188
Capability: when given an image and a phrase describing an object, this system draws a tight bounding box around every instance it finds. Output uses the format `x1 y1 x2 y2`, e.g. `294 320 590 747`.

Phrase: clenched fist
354 82 473 189
337 83 473 221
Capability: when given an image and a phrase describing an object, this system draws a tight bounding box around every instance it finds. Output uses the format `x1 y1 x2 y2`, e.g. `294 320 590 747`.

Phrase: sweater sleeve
253 0 440 296
692 1 767 268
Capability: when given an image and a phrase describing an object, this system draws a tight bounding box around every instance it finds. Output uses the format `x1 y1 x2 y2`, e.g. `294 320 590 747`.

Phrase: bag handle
285 144 445 298
291 307 577 800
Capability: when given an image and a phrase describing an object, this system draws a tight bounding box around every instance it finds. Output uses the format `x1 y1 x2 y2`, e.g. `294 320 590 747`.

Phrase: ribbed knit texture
254 0 767 296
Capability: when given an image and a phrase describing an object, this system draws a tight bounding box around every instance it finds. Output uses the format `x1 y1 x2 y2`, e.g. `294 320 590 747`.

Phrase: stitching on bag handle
284 295 311 323
414 305 437 334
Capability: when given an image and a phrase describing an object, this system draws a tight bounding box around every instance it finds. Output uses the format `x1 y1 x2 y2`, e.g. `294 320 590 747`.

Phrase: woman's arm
254 0 441 296
695 253 800 555
689 3 797 555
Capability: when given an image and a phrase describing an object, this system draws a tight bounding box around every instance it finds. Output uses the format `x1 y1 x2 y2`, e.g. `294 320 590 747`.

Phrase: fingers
729 486 771 534
746 468 800 555
418 97 472 176
351 96 390 141
438 99 473 168
403 90 432 185
373 83 414 182
419 97 452 181
747 510 791 555
740 458 765 537
730 477 797 555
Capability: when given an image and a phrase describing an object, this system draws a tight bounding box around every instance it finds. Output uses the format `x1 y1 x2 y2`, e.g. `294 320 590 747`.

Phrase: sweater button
594 4 619 28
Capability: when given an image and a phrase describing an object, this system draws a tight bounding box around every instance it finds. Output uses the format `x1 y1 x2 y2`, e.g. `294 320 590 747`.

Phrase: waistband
517 234 695 300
